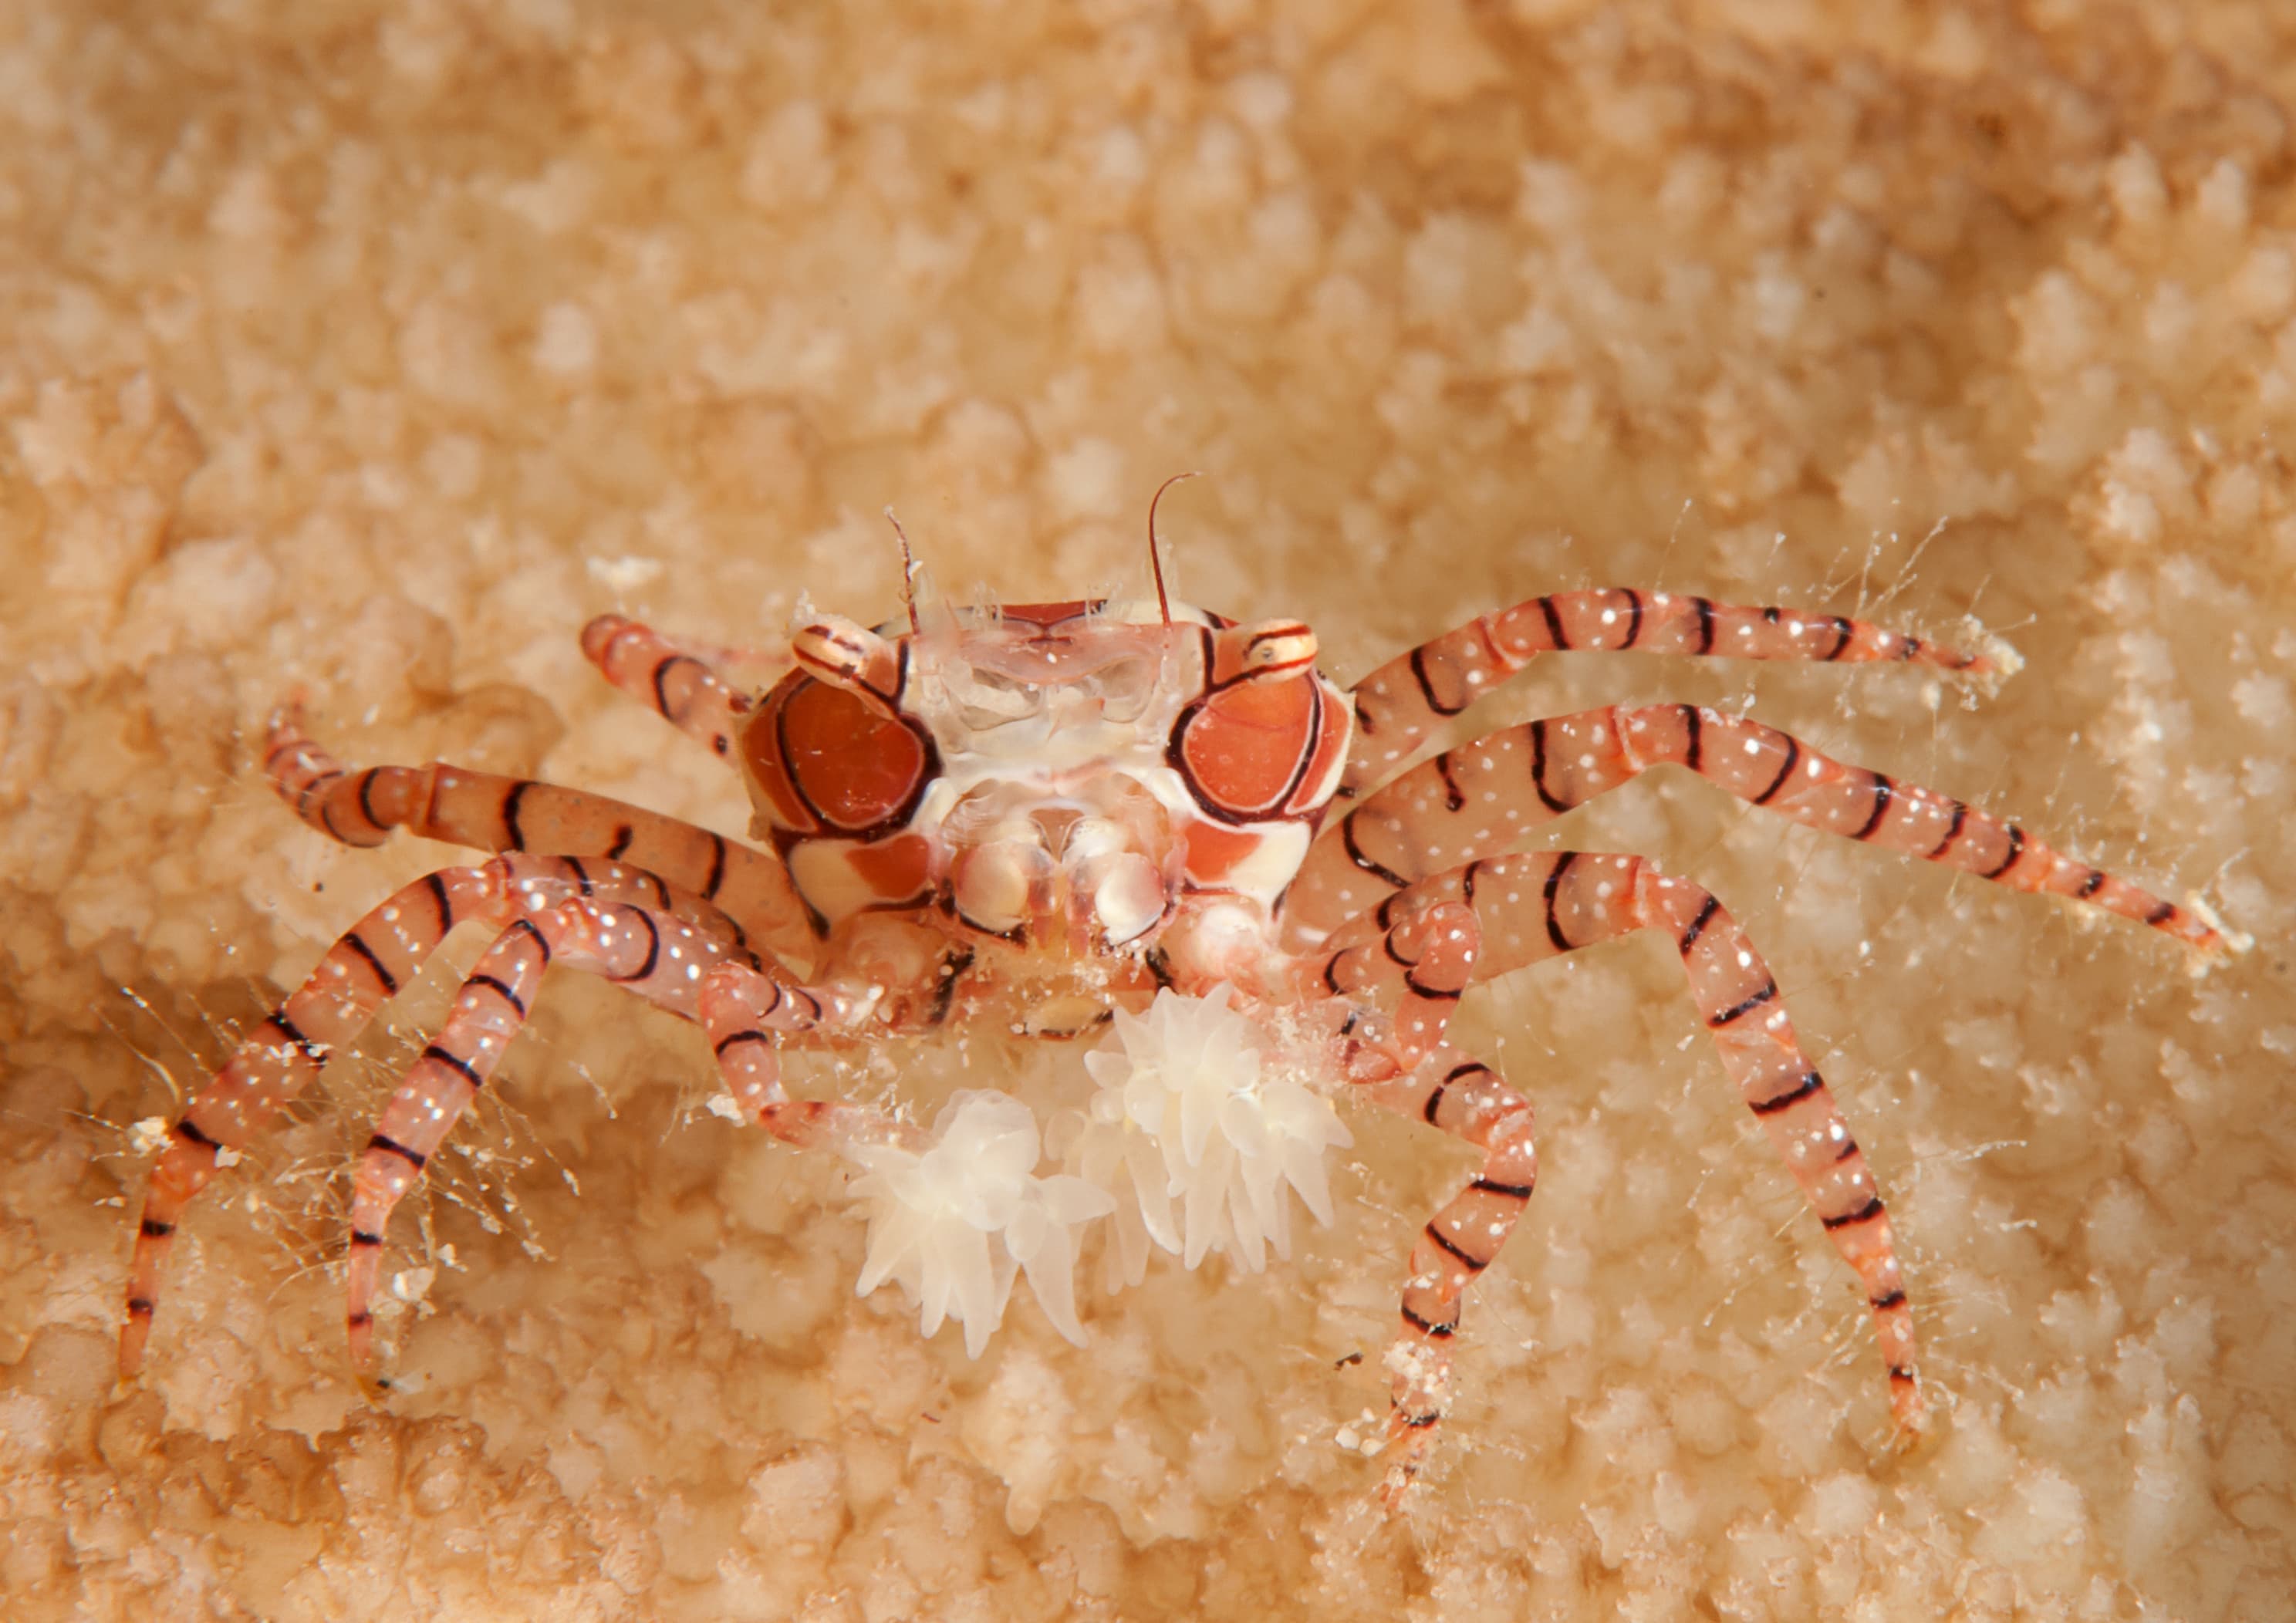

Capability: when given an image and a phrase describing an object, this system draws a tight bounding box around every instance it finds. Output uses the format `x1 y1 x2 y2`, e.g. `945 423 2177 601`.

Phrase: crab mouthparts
947 801 1170 948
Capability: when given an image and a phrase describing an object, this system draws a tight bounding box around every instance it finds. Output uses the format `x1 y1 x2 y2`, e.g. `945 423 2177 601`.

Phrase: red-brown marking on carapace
1173 669 1335 823
995 600 1109 629
756 676 937 838
123 561 2240 1513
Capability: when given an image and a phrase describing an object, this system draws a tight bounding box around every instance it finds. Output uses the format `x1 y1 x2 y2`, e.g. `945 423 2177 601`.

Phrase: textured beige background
3 2 2293 1619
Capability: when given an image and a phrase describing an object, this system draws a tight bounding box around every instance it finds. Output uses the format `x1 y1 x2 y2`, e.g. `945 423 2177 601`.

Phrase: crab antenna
1146 471 1201 627
884 507 922 635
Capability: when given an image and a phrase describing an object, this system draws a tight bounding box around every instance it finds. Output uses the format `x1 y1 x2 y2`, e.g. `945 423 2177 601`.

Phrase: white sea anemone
844 1092 1115 1356
1061 985 1352 1291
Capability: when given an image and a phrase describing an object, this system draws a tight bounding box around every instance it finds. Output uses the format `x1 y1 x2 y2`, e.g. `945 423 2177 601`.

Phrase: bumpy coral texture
4 2 2294 1620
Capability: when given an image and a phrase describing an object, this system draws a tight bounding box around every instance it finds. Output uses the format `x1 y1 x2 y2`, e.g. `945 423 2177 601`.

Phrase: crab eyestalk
1209 619 1318 687
790 614 904 715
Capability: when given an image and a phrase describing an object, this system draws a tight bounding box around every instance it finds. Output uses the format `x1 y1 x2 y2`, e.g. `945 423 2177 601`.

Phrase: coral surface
3 2 2292 1618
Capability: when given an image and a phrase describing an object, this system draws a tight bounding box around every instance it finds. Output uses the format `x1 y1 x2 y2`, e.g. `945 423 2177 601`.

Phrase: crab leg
1286 703 2222 953
579 614 760 762
697 963 899 1153
1318 899 1481 1076
121 865 498 1377
264 706 814 960
341 890 758 1375
120 855 749 1377
1315 852 1922 1441
1352 1044 1538 1500
1342 589 1990 798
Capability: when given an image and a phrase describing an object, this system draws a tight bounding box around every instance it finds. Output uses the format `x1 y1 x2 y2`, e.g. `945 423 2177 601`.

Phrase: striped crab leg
1314 852 1923 1445
122 862 504 1378
579 614 761 762
1285 703 2225 954
120 855 751 1377
263 705 813 960
697 962 904 1154
1341 589 1992 798
339 887 766 1376
1352 1044 1539 1503
1316 899 1483 1079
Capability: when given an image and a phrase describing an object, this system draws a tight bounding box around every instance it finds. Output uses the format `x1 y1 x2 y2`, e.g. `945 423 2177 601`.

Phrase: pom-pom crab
121 522 2234 1497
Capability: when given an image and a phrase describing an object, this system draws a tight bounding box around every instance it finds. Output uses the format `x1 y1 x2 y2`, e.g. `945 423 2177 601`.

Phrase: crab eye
749 677 932 834
1173 675 1322 822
